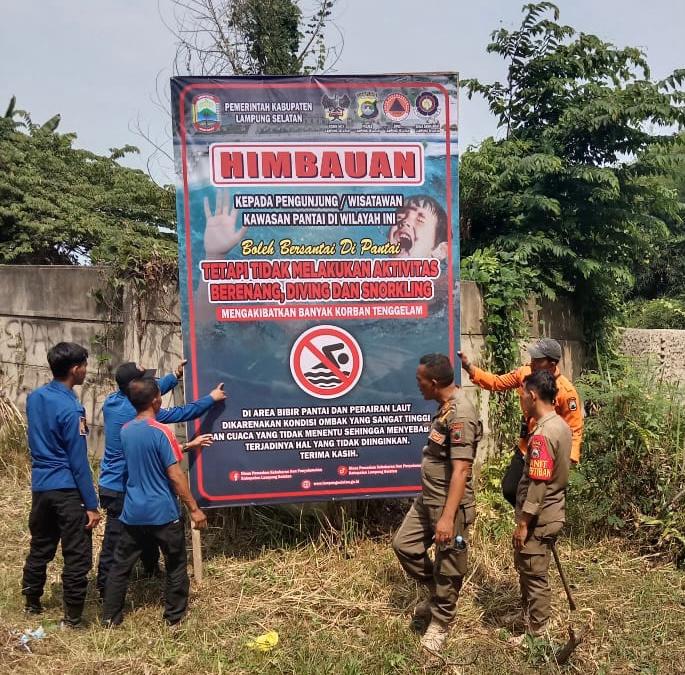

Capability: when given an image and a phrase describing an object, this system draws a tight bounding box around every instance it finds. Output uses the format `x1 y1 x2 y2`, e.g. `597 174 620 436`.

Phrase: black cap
115 362 156 392
527 338 562 362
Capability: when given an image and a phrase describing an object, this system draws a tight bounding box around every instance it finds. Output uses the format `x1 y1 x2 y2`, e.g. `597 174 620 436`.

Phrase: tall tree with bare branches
165 0 340 76
139 0 340 179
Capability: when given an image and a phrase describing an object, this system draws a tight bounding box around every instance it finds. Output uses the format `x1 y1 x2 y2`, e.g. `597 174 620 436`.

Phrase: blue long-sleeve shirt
27 380 98 510
98 374 214 492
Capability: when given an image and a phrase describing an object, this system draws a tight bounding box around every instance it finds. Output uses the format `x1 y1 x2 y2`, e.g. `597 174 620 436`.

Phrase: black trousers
22 489 92 610
96 488 160 593
502 449 525 507
102 520 189 625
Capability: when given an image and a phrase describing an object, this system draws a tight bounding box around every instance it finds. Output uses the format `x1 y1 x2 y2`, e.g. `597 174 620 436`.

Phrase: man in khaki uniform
458 338 582 506
512 369 571 640
392 353 482 653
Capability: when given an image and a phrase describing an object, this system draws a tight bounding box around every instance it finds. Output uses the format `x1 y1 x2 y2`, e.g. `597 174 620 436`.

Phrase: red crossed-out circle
290 325 363 399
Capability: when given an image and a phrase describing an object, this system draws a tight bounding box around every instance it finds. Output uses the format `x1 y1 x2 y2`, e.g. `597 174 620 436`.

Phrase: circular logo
301 480 312 490
229 471 241 482
290 325 363 400
337 465 349 477
383 93 411 121
416 92 439 116
531 449 540 459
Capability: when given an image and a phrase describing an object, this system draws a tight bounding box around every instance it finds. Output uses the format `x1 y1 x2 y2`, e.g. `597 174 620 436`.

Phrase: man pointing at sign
458 338 582 506
102 378 212 626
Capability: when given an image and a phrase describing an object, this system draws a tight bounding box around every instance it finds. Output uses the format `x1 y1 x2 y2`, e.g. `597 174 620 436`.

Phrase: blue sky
1 0 683 184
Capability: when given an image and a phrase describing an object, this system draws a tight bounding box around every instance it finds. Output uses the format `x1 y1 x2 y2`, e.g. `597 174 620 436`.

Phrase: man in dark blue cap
102 377 212 627
96 359 225 596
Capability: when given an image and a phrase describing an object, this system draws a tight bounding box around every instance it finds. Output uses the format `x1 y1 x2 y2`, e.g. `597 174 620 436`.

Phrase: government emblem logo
383 93 411 121
416 91 439 116
356 92 379 120
192 94 221 132
322 94 351 122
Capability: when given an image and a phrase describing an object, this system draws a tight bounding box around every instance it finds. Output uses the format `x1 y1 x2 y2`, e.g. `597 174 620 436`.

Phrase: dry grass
0 474 683 674
0 391 29 482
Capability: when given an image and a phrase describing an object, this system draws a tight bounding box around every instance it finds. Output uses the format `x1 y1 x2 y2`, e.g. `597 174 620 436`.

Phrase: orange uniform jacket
469 365 583 463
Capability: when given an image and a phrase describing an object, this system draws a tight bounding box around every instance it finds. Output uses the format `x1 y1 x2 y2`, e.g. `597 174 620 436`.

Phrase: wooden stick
551 541 576 611
179 346 203 585
191 524 203 585
188 471 203 585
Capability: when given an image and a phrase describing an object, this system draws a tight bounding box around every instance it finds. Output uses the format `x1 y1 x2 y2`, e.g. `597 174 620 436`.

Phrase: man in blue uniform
102 378 211 626
22 342 101 627
96 360 225 596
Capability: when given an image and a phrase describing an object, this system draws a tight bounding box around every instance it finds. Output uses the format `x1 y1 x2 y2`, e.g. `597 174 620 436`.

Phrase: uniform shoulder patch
79 416 89 436
568 397 578 411
428 427 446 445
450 421 465 444
528 434 553 481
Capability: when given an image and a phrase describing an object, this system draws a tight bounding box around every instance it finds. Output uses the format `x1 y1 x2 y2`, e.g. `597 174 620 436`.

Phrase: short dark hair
47 342 88 378
523 370 558 404
127 377 160 412
400 195 448 246
419 353 454 387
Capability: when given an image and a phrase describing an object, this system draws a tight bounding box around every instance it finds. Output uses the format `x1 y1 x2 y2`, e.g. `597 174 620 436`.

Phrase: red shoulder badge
450 422 464 444
428 427 446 445
528 434 553 481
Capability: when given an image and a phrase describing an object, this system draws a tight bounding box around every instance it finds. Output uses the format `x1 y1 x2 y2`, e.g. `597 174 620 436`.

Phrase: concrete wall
0 265 186 454
0 265 586 458
620 328 685 383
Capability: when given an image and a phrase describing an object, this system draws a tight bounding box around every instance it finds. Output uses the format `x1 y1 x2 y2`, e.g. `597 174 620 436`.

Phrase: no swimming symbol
289 325 363 399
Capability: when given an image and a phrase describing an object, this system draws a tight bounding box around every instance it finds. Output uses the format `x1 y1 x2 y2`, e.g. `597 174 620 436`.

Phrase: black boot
61 603 85 629
24 595 43 615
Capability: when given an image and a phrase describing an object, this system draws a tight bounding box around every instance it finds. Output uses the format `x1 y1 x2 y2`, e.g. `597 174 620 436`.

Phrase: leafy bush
474 453 515 543
571 355 685 563
624 297 685 329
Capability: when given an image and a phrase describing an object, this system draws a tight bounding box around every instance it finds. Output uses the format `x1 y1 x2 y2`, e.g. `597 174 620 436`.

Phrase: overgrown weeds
1 467 683 674
2 353 685 672
572 354 685 563
624 297 685 330
0 390 29 482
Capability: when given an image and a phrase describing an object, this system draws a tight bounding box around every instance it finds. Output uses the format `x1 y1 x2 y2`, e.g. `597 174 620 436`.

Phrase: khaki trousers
513 521 563 634
392 496 471 625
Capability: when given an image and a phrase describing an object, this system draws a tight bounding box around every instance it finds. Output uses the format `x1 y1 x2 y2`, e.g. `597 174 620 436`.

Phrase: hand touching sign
203 190 247 257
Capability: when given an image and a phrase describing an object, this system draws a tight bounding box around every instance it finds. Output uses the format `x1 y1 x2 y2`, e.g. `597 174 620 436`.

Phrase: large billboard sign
171 74 459 507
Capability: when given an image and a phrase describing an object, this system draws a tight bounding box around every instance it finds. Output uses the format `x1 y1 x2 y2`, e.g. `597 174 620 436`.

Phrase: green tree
632 133 685 301
169 0 339 76
461 2 685 347
0 97 177 267
1 2 341 271
140 0 340 186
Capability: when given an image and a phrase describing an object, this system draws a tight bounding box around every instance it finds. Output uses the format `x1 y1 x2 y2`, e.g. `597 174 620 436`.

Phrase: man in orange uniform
458 338 582 506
